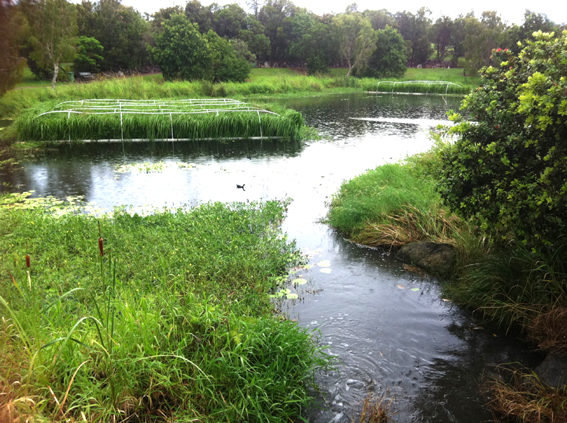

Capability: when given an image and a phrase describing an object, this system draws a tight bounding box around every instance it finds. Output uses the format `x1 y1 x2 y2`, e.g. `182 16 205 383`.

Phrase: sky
114 0 566 26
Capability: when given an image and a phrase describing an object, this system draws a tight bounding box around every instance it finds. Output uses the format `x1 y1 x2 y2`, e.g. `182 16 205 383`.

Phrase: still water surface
1 93 540 422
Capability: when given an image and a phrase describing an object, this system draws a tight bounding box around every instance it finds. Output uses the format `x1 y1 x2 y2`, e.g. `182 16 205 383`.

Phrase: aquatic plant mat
0 199 333 421
15 99 304 142
368 80 470 95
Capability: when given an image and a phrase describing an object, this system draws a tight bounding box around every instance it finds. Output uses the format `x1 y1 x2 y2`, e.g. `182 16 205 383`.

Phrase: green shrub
438 31 567 254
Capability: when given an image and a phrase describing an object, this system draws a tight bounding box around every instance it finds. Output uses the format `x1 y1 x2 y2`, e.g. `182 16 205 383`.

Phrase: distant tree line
0 0 564 91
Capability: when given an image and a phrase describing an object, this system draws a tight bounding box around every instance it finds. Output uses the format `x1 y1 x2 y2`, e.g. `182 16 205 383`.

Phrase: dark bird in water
246 156 252 160
237 184 245 191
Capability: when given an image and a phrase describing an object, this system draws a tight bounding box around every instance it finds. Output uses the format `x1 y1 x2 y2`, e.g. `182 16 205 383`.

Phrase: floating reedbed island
368 80 470 95
15 99 305 142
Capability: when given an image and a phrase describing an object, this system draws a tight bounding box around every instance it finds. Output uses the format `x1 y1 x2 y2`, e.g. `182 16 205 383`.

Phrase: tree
355 25 407 78
462 11 506 75
438 31 567 254
212 3 247 39
364 8 396 31
394 8 432 66
150 13 211 81
77 0 150 71
0 0 27 95
333 12 377 76
507 10 559 54
185 0 214 33
28 0 77 89
73 35 103 72
205 30 252 82
290 14 338 74
258 0 298 64
429 15 452 62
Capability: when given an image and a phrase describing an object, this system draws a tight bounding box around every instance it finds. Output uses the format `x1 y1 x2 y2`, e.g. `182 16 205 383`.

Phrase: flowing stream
1 93 541 422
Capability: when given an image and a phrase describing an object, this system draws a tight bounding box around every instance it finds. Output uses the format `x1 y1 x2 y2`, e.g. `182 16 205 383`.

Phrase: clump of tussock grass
327 163 448 244
359 390 397 423
528 308 567 355
368 81 471 95
486 365 567 423
0 200 334 421
444 241 567 329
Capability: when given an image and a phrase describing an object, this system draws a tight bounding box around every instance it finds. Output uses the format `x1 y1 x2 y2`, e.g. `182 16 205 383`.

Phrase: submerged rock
395 242 456 276
535 354 567 388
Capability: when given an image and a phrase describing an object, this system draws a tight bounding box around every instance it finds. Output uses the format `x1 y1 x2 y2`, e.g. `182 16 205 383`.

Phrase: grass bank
1 68 480 121
0 198 332 422
327 145 567 421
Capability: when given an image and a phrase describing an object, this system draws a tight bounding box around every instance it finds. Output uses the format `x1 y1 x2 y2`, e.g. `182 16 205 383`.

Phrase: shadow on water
0 93 542 422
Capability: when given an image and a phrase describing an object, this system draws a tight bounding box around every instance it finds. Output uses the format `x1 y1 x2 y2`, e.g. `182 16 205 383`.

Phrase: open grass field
0 198 333 421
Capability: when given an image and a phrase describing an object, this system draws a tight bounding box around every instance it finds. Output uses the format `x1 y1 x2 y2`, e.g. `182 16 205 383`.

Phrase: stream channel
1 93 541 422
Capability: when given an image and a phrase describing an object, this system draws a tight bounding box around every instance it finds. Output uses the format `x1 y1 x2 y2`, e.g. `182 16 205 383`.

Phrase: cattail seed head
98 237 104 256
26 254 31 268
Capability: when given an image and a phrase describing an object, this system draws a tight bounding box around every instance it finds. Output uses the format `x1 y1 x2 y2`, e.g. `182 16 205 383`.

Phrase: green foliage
73 36 103 73
26 0 78 89
0 200 333 421
0 1 27 96
333 12 377 76
438 31 567 255
151 14 212 81
76 0 150 71
205 30 252 83
355 25 407 79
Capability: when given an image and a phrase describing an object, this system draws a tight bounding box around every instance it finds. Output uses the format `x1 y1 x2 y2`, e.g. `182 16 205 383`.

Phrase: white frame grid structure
371 80 465 96
37 99 282 142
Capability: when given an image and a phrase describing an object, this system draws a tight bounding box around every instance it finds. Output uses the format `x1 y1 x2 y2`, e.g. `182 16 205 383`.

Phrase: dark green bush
438 31 567 254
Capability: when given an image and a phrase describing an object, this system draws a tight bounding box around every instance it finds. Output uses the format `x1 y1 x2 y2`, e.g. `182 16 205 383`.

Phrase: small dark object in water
246 156 252 160
237 184 245 191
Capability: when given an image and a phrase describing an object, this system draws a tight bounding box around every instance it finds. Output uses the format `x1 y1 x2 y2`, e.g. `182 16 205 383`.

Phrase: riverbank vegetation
329 31 567 422
0 198 332 421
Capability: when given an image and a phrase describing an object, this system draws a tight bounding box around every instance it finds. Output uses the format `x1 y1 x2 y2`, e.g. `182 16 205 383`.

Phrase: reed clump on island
14 99 305 142
0 198 333 421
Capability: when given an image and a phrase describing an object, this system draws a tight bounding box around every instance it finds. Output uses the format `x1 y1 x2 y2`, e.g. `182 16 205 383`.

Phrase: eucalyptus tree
394 8 432 66
364 8 396 31
27 0 77 89
258 0 298 64
290 12 338 74
185 0 214 33
429 15 452 62
332 12 377 76
463 11 507 75
212 3 247 39
77 0 150 71
0 0 27 95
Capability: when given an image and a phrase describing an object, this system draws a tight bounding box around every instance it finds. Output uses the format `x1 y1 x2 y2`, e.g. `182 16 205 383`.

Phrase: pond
0 93 540 422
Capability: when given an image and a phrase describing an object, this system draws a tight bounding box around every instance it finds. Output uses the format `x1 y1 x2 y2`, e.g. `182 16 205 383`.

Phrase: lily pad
293 278 308 285
320 268 332 274
318 260 331 267
411 288 420 292
286 293 299 300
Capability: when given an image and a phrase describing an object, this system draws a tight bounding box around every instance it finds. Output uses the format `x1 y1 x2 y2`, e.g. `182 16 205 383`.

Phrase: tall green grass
15 100 305 141
0 200 333 421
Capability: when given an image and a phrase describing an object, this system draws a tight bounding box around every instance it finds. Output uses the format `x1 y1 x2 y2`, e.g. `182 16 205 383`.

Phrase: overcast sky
112 0 566 25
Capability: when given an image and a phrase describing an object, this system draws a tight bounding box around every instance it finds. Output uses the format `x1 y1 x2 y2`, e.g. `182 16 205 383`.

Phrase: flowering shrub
438 31 567 252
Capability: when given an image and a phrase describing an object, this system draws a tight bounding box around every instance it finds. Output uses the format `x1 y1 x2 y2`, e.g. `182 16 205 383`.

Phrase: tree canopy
438 31 567 254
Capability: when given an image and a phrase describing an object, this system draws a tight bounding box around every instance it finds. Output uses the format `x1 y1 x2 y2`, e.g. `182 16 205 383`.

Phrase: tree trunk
51 60 59 90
